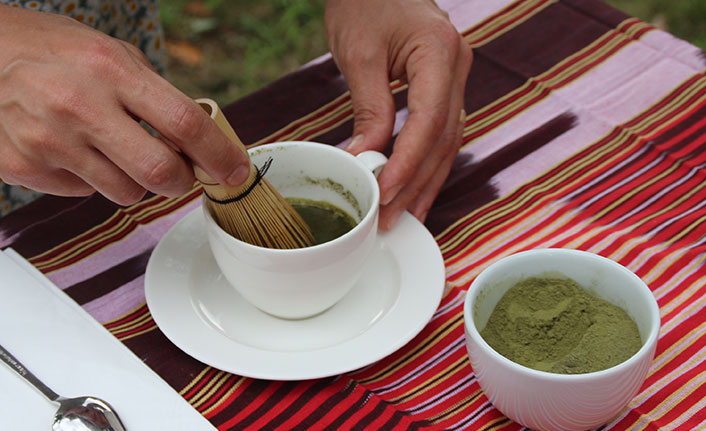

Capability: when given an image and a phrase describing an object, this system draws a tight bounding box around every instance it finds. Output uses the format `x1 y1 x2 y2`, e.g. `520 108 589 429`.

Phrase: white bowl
464 249 660 431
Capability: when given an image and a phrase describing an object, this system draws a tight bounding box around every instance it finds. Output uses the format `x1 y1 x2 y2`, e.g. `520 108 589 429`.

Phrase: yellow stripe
461 28 633 145
31 191 198 271
115 325 158 341
649 321 706 381
253 84 408 146
439 42 701 264
108 311 153 335
661 396 706 431
254 0 557 147
191 371 232 409
626 367 706 431
586 163 681 223
619 18 654 40
188 370 227 407
661 292 706 335
358 313 464 384
464 0 558 48
201 378 247 416
389 356 468 403
483 417 513 431
613 322 706 427
103 303 147 326
441 76 706 266
440 128 637 257
29 193 168 266
428 388 483 423
648 255 703 296
179 366 214 397
442 132 637 272
607 180 706 267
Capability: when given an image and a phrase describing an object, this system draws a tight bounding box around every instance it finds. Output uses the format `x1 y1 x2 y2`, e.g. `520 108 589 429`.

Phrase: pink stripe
83 276 147 323
47 199 200 288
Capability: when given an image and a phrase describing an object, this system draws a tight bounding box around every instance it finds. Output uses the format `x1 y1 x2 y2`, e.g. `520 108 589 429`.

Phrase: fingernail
384 207 404 230
346 134 364 153
459 108 466 124
226 164 250 186
381 184 403 206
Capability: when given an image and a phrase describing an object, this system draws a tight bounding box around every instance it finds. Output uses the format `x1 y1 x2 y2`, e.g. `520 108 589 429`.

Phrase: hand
0 5 250 206
325 0 472 230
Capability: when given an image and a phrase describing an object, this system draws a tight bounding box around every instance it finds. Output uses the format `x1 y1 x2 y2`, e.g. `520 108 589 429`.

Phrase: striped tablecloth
2 0 706 429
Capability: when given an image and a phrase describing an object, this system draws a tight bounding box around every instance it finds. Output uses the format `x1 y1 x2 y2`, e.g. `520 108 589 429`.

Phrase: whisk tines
193 98 315 249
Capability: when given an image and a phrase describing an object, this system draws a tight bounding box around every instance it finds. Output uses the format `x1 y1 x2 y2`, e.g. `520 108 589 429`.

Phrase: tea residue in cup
287 198 357 245
479 277 642 374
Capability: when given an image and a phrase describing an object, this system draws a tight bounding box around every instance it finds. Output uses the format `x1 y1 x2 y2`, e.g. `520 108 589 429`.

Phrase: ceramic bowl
463 248 660 431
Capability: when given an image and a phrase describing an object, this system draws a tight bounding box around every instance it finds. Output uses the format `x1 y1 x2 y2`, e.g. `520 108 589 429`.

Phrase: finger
118 73 251 188
408 108 466 220
64 148 148 206
341 52 397 155
91 115 194 198
378 138 451 230
379 61 468 228
0 132 94 197
376 49 455 207
1 166 96 197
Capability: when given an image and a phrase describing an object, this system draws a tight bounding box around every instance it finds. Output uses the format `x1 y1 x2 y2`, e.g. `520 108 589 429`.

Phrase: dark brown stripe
322 383 374 431
207 379 275 428
427 112 578 235
223 59 349 145
121 327 217 392
64 249 152 304
226 380 299 430
563 0 631 29
474 2 615 80
1 194 122 257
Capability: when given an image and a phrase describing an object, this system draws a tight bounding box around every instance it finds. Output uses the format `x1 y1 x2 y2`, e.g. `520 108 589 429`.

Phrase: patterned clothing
0 0 166 216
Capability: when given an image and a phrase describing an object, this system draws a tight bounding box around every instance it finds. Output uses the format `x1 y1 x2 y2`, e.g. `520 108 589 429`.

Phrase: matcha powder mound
479 277 643 374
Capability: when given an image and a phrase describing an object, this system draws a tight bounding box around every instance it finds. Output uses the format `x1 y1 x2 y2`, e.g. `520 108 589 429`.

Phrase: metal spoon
0 343 127 431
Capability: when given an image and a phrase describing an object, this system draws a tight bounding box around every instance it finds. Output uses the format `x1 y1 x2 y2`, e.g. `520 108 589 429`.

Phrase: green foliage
162 0 328 106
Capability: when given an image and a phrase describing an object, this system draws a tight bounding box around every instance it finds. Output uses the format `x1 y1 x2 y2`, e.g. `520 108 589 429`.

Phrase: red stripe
465 37 632 142
209 381 282 426
182 368 220 400
35 192 201 272
113 320 156 339
442 80 706 268
466 0 553 46
104 304 149 328
461 0 538 38
192 376 238 414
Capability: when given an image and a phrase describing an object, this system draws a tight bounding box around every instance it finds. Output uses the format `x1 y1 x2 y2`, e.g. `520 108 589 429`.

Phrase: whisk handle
193 98 256 188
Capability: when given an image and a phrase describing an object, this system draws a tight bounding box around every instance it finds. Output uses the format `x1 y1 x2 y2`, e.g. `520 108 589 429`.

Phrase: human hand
325 0 472 230
0 5 250 206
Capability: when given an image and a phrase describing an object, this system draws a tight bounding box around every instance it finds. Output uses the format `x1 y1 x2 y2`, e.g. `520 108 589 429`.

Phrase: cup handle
356 151 388 178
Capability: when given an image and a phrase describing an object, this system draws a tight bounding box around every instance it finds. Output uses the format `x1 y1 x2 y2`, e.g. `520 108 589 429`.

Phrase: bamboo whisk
194 98 315 249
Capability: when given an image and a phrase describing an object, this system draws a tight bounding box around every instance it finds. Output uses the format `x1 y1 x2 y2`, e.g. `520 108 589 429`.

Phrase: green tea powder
480 277 642 374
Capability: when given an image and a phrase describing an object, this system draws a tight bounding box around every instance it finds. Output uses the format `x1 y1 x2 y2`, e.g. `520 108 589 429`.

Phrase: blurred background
160 0 706 107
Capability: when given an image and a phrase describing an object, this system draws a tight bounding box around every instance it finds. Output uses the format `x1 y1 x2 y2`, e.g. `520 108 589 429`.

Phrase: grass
160 0 705 106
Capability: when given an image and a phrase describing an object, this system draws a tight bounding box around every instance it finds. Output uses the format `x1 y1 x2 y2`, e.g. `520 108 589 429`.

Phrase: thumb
343 62 397 155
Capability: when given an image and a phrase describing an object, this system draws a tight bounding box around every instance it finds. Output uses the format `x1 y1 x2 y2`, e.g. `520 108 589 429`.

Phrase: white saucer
145 209 444 380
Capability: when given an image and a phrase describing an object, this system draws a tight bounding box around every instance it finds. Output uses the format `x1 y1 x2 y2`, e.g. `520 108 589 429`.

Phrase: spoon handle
0 343 59 402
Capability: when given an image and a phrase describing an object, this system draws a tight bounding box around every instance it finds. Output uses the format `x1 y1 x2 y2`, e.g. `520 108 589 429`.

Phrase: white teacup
203 141 388 319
